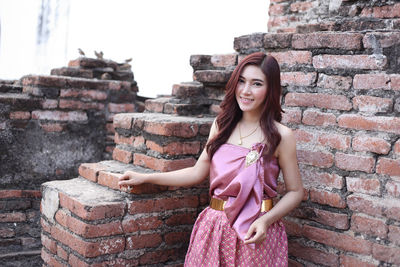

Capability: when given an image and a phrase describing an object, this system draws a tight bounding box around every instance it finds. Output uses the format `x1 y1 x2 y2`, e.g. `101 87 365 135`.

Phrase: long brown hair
206 52 283 159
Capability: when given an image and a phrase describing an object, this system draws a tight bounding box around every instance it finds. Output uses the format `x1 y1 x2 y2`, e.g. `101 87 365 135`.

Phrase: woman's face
235 64 268 115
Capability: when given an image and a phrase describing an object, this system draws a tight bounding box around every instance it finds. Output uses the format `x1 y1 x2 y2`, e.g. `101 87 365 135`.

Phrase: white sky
0 0 269 97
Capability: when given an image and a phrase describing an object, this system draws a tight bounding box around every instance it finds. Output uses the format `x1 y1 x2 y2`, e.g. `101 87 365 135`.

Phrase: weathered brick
269 51 312 67
394 140 400 155
372 243 400 265
108 103 135 113
285 93 351 110
291 207 349 230
145 98 167 113
303 225 372 255
0 228 15 238
0 212 26 222
41 99 58 109
317 74 352 90
122 216 163 233
302 109 337 126
301 168 343 189
269 3 288 16
346 177 380 195
353 74 390 90
41 248 67 267
0 190 23 198
351 214 387 239
9 111 30 120
335 153 375 173
290 1 315 13
57 244 68 261
282 218 303 237
112 147 132 163
297 149 334 168
59 192 125 220
113 113 134 129
310 189 346 208
347 194 384 217
340 254 376 267
338 114 400 134
144 121 199 138
363 32 400 49
233 33 265 52
39 122 65 132
281 72 317 87
126 234 163 249
391 74 400 90
128 195 199 214
78 162 108 182
114 133 135 145
210 54 237 68
352 95 392 114
376 158 400 177
164 231 191 245
289 241 339 266
293 129 313 144
388 225 400 246
138 248 179 265
21 75 67 87
317 132 350 151
352 135 391 154
106 122 115 134
97 171 122 191
60 89 107 100
68 253 90 267
41 233 57 254
32 110 88 122
361 4 400 19
165 212 197 226
281 108 301 124
386 180 400 198
313 55 387 70
134 153 196 172
59 99 104 110
146 140 201 155
292 32 363 50
263 33 292 48
68 58 108 68
193 70 232 84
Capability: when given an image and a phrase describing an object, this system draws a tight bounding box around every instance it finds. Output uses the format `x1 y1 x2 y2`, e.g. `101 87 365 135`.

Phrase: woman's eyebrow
239 75 264 83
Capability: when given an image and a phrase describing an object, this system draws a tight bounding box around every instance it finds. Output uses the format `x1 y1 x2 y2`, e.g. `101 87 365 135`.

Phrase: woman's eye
238 79 245 83
254 82 262 86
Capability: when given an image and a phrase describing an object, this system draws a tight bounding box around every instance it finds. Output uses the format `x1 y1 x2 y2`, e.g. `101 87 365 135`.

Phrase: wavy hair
206 52 283 159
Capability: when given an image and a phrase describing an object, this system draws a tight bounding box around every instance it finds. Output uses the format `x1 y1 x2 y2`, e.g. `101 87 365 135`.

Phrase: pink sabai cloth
209 142 280 245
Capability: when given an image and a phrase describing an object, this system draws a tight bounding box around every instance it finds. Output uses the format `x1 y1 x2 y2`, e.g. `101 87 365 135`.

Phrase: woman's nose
242 83 251 94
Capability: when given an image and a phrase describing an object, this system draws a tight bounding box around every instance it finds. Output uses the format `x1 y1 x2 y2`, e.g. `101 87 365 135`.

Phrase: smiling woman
0 0 269 97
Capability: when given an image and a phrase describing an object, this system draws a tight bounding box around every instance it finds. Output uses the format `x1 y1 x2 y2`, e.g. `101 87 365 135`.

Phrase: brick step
41 177 207 266
51 67 134 82
171 81 204 99
0 93 42 112
190 54 237 71
20 74 137 97
145 96 210 116
0 80 22 93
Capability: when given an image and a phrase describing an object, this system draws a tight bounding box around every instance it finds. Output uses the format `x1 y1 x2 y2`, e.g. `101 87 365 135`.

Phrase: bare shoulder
274 122 296 158
275 122 294 140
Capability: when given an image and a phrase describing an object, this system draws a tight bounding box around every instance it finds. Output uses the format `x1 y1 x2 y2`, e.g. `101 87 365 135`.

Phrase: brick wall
0 57 140 266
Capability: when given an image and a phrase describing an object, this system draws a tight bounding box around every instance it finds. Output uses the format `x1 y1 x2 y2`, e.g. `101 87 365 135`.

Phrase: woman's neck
241 111 261 125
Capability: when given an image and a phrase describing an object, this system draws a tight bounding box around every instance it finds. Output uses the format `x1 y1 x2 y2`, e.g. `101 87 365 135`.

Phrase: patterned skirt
184 207 288 267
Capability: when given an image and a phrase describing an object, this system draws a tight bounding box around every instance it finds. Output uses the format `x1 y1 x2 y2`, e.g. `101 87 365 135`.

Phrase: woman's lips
239 96 254 104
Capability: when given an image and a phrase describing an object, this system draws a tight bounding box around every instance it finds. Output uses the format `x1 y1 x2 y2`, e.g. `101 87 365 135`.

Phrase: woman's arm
244 125 303 244
118 119 218 188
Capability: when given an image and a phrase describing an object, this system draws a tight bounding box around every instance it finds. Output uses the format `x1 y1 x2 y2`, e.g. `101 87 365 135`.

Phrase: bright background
0 0 269 97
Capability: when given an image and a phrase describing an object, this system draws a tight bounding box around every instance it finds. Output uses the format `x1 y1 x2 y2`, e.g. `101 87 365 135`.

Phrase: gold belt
209 197 273 212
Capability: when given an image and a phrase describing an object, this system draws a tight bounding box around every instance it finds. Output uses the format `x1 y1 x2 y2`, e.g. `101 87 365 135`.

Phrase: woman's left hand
243 217 270 244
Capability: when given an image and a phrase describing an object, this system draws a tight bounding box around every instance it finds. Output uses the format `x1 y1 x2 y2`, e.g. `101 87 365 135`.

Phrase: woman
118 52 303 266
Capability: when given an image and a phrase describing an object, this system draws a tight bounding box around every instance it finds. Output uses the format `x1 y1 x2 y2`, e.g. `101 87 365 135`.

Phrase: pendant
238 139 242 145
245 150 259 167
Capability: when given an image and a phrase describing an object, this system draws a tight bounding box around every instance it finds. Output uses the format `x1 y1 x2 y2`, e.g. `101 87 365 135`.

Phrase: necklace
238 123 259 145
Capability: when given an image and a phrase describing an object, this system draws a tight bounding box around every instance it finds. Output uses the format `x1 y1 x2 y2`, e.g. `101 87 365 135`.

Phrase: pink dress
185 143 288 266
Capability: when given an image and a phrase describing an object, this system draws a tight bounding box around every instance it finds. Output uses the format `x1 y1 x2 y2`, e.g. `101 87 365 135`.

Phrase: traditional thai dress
185 143 288 267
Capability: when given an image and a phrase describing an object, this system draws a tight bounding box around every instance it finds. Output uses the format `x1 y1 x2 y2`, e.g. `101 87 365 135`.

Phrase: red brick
281 218 303 237
59 192 125 220
281 108 301 124
9 111 30 120
388 225 400 246
347 194 385 218
128 195 199 214
0 228 15 238
376 158 400 177
303 225 372 255
285 93 351 110
41 99 58 109
164 231 191 245
317 74 352 90
78 162 108 182
21 75 67 87
122 216 163 233
108 103 135 113
60 89 107 100
340 254 376 267
59 99 104 110
302 109 337 126
307 208 349 230
269 51 312 67
126 234 162 249
293 129 313 144
113 114 134 129
391 74 400 90
41 248 67 267
372 243 400 265
138 248 178 265
39 122 65 132
146 140 201 155
269 3 288 16
68 253 90 267
290 1 314 12
106 122 115 134
41 218 52 233
317 132 350 151
292 32 363 50
51 225 125 258
114 133 135 145
353 74 390 90
281 72 317 87
394 140 400 155
21 190 41 198
210 54 237 68
97 171 123 191
310 189 346 208
313 55 387 70
361 4 400 19
32 110 87 122
41 233 57 254
144 121 199 138
386 180 400 197
112 147 132 163
0 212 26 222
352 135 391 155
363 32 400 49
145 99 166 113
297 149 334 168
57 245 68 261
335 152 375 173
301 169 343 189
346 177 380 195
55 209 123 238
351 214 387 239
289 241 339 266
263 33 292 49
165 212 197 226
288 259 303 267
193 70 232 83
353 95 392 114
133 153 196 172
338 114 400 134
0 190 22 198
